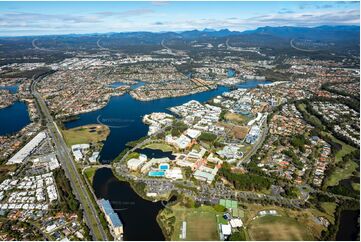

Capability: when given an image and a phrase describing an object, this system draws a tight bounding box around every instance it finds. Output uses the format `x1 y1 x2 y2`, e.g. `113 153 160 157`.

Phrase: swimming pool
148 171 165 177
159 164 170 170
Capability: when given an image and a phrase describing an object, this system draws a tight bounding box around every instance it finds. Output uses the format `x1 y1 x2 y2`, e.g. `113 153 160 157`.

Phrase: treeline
282 149 303 169
322 82 360 101
296 98 359 148
53 168 80 212
0 219 43 240
320 199 360 240
198 132 217 142
126 136 147 148
219 167 271 191
171 120 188 136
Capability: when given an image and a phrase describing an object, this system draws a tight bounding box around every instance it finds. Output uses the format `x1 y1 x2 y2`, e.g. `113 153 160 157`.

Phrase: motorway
30 76 108 241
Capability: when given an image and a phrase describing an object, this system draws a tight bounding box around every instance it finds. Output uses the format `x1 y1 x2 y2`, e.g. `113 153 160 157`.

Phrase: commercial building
245 125 260 144
89 152 99 163
71 144 90 162
127 158 145 171
7 132 47 164
98 199 123 240
165 168 183 180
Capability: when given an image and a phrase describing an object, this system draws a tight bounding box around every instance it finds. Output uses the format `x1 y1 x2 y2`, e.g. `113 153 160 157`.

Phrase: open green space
247 215 314 241
143 142 173 152
297 103 324 129
224 112 250 125
159 204 222 241
320 202 337 218
186 209 219 240
351 182 360 191
323 132 357 163
83 167 98 184
61 124 110 146
324 160 358 187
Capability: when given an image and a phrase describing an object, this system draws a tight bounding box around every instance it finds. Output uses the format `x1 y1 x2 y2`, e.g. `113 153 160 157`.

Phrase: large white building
7 132 47 164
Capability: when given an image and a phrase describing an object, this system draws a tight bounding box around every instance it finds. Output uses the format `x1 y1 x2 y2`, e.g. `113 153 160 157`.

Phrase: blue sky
0 1 359 36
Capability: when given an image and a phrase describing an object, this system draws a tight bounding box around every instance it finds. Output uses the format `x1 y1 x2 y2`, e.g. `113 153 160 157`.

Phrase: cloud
316 4 334 9
0 4 359 36
153 21 164 25
336 1 360 5
0 11 101 24
247 9 360 27
278 8 295 14
151 1 169 6
94 9 154 17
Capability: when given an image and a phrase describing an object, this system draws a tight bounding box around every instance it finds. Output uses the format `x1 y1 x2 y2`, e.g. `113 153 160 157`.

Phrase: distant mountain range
3 25 359 41
0 25 358 61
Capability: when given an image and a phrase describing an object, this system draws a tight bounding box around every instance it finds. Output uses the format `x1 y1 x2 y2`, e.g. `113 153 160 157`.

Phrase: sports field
164 205 221 241
247 215 314 241
185 211 219 240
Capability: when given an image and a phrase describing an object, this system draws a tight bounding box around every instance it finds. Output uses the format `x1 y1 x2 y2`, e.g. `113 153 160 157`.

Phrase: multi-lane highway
30 76 108 241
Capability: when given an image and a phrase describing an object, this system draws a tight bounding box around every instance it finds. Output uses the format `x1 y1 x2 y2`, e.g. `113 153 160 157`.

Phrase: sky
0 1 359 36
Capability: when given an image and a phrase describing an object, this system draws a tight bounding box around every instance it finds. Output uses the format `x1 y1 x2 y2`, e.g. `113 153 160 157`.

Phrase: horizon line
0 24 359 38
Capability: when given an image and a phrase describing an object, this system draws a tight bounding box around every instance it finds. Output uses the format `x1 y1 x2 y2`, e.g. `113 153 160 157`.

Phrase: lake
336 209 360 241
65 80 271 240
65 80 270 163
0 85 31 136
0 85 19 94
93 168 166 240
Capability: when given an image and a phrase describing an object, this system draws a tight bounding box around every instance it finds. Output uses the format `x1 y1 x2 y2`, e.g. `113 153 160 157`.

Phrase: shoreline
129 85 217 101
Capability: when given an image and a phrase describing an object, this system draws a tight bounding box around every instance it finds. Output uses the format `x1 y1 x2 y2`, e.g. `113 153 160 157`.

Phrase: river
65 80 270 240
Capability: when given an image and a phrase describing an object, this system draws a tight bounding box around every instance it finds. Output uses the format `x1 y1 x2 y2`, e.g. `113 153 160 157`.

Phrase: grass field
322 132 357 163
320 202 337 222
83 167 98 184
144 142 173 152
243 203 327 239
351 182 360 191
186 210 219 240
159 204 222 241
61 124 110 146
224 112 249 125
247 215 314 241
324 160 358 187
297 104 324 129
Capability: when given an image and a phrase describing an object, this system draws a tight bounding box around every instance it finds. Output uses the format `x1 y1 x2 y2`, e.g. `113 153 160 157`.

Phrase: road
290 39 317 52
96 39 108 50
30 76 108 241
237 121 268 166
32 39 55 52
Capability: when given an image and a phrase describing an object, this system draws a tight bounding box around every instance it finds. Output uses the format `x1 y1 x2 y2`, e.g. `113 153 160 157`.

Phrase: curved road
290 39 318 52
